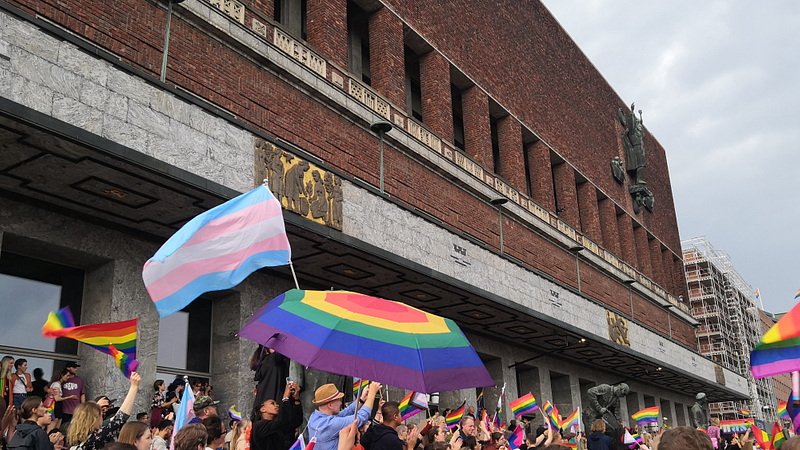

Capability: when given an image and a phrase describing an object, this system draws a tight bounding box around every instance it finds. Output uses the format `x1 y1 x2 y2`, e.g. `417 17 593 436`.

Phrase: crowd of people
4 352 800 450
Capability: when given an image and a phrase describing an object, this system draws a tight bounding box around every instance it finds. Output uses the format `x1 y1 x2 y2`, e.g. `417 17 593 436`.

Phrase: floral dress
71 410 129 450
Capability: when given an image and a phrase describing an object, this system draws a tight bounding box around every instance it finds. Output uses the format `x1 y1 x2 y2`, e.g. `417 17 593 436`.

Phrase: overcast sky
541 0 800 314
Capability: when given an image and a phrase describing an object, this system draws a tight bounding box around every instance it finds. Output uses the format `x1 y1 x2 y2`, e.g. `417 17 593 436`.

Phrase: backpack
7 428 35 450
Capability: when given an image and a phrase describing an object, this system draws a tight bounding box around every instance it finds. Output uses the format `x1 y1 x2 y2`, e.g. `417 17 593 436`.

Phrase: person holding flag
308 382 381 450
250 381 303 450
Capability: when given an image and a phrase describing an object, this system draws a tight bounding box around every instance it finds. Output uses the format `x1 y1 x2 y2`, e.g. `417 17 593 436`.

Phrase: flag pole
288 261 300 290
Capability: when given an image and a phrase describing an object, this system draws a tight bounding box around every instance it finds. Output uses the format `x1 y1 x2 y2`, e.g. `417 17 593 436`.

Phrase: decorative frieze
455 151 484 181
252 18 268 38
255 139 342 230
407 120 442 153
208 0 245 24
273 28 327 77
347 78 391 120
493 178 519 204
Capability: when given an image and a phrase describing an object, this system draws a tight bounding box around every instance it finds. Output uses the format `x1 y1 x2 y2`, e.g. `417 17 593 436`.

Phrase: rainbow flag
740 409 751 416
542 402 560 429
561 407 579 431
446 402 465 429
772 422 786 449
399 391 428 421
631 406 659 425
795 289 800 299
353 378 369 395
109 344 139 378
143 185 291 318
509 393 539 417
756 289 761 300
507 425 524 450
779 401 789 420
563 443 577 450
476 389 484 407
229 405 242 421
288 436 305 450
42 306 137 358
751 300 800 378
751 424 771 450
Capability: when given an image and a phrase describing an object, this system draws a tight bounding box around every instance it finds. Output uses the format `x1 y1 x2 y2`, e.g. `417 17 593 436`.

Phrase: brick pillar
462 86 493 170
674 258 689 301
419 51 453 142
250 0 274 20
497 116 525 190
649 238 664 287
526 141 555 212
662 249 676 295
617 213 637 268
576 182 602 243
598 198 620 255
307 0 347 69
552 163 580 229
368 8 405 107
633 225 652 277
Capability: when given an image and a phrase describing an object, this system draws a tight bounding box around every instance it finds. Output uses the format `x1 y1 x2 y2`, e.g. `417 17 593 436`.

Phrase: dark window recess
347 0 370 85
490 116 500 173
274 0 307 40
451 85 465 150
523 144 533 196
405 46 422 121
184 298 212 374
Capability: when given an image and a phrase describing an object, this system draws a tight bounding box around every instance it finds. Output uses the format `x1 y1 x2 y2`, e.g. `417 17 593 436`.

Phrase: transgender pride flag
144 185 291 317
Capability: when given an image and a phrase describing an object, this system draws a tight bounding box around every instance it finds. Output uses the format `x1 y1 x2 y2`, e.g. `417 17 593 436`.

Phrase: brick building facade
0 0 748 427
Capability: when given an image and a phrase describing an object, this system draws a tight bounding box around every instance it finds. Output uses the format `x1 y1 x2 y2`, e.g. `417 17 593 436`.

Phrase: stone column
419 51 453 142
569 374 582 418
552 162 580 229
368 7 405 107
576 182 602 243
80 261 115 406
211 292 242 414
661 249 676 296
598 198 620 255
617 213 637 268
462 86 493 170
649 238 664 288
496 115 526 191
526 141 555 212
633 225 652 277
307 0 347 69
538 367 553 409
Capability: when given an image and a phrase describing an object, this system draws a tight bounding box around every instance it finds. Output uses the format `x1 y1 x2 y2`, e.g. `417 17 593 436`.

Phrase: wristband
282 397 290 402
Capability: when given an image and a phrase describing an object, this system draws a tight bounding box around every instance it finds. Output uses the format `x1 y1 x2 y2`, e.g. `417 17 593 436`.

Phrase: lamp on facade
370 121 393 193
664 303 675 339
569 244 584 293
491 197 509 253
623 278 636 319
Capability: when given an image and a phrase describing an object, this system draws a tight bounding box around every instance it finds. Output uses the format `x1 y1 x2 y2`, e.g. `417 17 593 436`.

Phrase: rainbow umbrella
238 289 493 393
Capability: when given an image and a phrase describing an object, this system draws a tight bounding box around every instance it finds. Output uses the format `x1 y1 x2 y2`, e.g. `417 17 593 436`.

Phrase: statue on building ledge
617 103 654 213
690 393 709 429
583 383 630 433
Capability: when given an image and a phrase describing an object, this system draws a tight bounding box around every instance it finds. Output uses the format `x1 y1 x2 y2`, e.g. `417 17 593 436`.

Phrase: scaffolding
681 236 777 422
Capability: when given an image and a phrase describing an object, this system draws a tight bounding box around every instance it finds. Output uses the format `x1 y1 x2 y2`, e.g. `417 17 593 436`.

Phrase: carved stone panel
607 311 630 347
208 0 245 24
348 78 391 120
714 364 726 386
255 138 342 230
273 28 327 77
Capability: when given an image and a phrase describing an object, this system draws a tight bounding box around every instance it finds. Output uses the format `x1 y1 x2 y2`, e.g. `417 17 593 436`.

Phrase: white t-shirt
52 381 62 396
12 374 28 394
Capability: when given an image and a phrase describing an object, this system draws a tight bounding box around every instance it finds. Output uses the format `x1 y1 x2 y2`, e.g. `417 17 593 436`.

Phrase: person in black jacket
361 402 418 450
8 396 61 450
585 420 612 450
250 382 303 450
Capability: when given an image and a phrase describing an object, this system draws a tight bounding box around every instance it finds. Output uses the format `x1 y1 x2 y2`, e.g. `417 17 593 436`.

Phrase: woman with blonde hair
706 417 721 449
229 419 251 450
118 420 153 450
66 372 141 450
0 356 14 406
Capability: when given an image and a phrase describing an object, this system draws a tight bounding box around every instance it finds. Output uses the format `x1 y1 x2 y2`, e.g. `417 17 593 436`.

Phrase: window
490 116 500 173
274 0 307 40
0 252 84 379
347 0 371 85
156 297 212 382
451 85 465 150
405 46 422 121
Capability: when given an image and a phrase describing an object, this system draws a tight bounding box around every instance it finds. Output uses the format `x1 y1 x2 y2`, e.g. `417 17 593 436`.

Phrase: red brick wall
307 0 347 69
577 182 601 243
526 141 555 211
552 162 579 228
368 7 405 107
419 51 453 141
497 116 525 189
462 86 492 169
381 0 683 258
598 198 620 254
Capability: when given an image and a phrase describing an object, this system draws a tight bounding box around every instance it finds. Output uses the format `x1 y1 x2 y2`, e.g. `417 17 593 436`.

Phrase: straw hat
312 383 344 405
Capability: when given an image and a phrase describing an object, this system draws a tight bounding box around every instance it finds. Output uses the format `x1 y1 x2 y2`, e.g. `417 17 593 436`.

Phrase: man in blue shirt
307 381 381 450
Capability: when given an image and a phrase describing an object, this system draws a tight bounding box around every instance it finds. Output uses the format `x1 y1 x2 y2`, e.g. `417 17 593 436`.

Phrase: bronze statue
619 103 646 185
582 383 629 432
611 156 626 184
690 393 708 429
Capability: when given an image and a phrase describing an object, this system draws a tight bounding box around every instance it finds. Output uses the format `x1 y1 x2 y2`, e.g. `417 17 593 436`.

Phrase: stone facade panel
52 94 104 135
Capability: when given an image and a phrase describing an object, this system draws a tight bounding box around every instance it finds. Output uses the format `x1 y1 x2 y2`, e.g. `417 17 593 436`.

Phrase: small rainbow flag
446 402 466 429
509 393 539 417
751 300 800 378
795 289 800 299
751 424 771 449
229 405 242 421
740 409 751 416
507 425 524 450
542 402 560 429
43 307 137 358
353 378 369 395
756 289 761 299
561 407 579 431
631 406 659 425
772 422 786 449
476 389 484 406
108 344 139 378
399 391 428 421
779 401 789 420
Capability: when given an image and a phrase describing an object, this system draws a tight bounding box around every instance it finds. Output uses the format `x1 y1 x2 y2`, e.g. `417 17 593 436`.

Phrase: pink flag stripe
147 234 289 301
181 199 283 248
143 215 287 284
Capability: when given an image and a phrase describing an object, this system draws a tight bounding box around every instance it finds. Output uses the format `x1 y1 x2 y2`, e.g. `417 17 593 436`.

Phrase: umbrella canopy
238 289 494 393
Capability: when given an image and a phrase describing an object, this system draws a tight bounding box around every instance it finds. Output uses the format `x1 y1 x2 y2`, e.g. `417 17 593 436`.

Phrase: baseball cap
193 396 220 412
65 362 81 368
